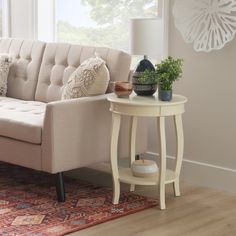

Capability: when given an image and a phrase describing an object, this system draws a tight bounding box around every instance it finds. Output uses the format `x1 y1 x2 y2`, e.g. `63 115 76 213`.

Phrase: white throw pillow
0 54 12 96
62 56 110 100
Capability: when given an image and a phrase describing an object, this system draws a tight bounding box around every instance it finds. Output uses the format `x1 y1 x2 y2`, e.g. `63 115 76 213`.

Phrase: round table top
107 93 187 107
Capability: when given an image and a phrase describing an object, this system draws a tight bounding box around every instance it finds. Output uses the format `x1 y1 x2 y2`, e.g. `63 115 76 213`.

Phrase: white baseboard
144 151 236 194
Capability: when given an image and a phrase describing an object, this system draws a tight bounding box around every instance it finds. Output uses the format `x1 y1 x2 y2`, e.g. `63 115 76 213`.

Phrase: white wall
37 0 54 42
9 0 36 39
147 0 236 193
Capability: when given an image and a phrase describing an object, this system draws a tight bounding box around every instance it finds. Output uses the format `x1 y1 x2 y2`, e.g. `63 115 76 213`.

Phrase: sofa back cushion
0 39 45 100
35 43 131 102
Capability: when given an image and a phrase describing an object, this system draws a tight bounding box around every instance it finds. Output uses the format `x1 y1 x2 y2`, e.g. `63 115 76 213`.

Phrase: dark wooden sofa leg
55 172 66 202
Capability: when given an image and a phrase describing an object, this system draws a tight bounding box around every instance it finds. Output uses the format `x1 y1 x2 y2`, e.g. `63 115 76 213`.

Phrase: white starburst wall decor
172 0 236 52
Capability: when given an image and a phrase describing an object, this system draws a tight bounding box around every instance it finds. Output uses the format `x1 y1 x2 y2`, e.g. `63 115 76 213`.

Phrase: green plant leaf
155 56 183 90
134 69 158 84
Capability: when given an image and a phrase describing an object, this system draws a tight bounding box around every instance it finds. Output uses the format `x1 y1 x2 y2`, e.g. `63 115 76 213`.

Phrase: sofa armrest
41 94 147 173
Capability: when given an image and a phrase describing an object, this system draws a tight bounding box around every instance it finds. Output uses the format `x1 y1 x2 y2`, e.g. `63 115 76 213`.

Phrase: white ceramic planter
131 160 159 178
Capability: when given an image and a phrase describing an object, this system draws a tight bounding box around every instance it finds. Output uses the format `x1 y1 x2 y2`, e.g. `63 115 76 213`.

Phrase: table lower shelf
119 168 177 186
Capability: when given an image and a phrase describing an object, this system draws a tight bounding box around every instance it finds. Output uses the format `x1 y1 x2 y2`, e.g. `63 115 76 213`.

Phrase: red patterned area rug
0 163 158 236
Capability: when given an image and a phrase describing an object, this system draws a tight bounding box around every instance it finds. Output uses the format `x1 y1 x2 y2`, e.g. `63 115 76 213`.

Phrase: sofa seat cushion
0 97 46 144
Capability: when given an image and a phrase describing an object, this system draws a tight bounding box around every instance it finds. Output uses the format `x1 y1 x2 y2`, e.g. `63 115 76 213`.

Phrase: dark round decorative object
132 58 157 96
135 58 155 72
132 83 157 96
158 90 172 101
132 58 155 80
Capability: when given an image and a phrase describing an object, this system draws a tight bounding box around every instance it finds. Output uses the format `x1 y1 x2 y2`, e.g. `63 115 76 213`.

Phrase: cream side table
107 93 187 210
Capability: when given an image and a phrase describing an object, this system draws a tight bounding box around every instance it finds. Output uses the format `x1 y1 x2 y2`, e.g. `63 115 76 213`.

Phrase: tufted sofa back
35 43 131 102
0 38 46 100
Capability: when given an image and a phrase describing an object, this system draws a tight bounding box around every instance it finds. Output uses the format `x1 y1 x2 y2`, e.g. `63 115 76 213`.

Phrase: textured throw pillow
0 54 12 96
62 56 110 100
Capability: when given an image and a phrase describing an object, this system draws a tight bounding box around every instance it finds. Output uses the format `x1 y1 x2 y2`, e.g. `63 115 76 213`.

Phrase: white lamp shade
130 18 163 58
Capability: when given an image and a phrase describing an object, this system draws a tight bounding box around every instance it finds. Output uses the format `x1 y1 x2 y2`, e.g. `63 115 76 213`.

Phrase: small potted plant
132 69 158 96
156 57 183 101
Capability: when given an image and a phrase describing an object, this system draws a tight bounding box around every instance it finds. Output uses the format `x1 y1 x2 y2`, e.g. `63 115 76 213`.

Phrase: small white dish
131 160 159 178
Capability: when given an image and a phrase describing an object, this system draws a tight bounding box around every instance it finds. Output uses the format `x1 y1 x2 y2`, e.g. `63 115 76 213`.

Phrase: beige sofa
0 38 147 201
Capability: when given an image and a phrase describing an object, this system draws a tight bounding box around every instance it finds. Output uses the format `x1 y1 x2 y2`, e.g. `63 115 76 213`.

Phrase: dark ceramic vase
132 58 157 96
158 90 172 101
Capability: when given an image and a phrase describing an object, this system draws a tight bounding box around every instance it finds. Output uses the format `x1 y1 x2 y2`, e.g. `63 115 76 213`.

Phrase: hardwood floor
67 165 236 236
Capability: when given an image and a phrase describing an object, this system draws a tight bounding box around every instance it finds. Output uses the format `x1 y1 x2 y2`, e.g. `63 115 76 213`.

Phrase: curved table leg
130 116 138 192
110 113 121 204
158 117 166 210
173 114 184 197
